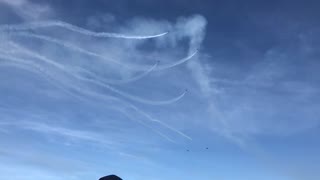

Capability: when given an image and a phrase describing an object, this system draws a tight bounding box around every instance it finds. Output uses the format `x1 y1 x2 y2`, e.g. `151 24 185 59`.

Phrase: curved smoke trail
156 50 198 70
8 41 158 85
0 18 193 142
0 55 80 101
122 111 176 143
0 56 190 141
0 50 185 106
9 32 134 69
75 61 158 85
99 84 186 106
0 20 168 39
9 32 197 71
129 105 193 140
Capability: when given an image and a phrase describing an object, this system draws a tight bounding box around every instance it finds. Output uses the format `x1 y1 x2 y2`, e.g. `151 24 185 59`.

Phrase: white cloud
0 0 53 21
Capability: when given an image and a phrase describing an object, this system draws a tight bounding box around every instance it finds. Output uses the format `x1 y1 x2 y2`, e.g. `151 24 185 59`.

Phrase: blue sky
0 0 319 179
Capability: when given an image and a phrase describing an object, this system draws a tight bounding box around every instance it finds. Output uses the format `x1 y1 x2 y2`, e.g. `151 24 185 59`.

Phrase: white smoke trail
0 55 189 141
0 48 186 105
3 41 186 105
0 60 96 106
0 55 83 102
74 61 158 85
130 105 193 140
5 42 186 106
81 88 190 141
0 16 196 142
9 32 196 71
8 41 158 85
122 111 177 143
0 20 168 39
10 32 135 69
156 50 198 70
0 51 116 107
97 83 186 106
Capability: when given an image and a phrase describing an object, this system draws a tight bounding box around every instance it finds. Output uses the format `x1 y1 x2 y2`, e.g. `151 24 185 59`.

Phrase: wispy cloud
0 15 207 158
0 0 53 21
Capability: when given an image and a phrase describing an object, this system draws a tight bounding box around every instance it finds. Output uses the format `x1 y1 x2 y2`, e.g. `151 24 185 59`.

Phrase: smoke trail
98 83 186 106
156 50 198 70
130 105 193 140
122 111 176 143
0 61 93 105
0 55 82 102
0 55 127 122
0 49 185 106
0 20 168 39
0 55 189 141
75 61 158 85
7 42 66 70
8 41 158 85
80 88 190 141
10 32 135 69
4 42 186 105
80 75 186 105
0 52 113 107
10 32 196 71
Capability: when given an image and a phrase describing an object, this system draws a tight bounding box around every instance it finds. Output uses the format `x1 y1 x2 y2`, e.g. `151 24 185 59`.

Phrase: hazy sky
0 0 319 180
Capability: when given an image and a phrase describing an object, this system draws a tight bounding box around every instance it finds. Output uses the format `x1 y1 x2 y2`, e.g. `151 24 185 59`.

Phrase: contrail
0 55 82 102
0 50 185 105
0 60 122 123
156 50 198 70
0 55 190 141
10 32 197 71
0 20 168 39
130 105 193 141
0 54 120 111
10 32 135 69
84 77 186 105
0 61 92 105
8 41 158 85
122 111 176 143
7 42 67 71
81 89 190 141
0 56 188 140
75 61 158 85
7 44 186 105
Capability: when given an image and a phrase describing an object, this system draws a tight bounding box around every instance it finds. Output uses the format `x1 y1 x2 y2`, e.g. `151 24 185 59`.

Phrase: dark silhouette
99 175 122 180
